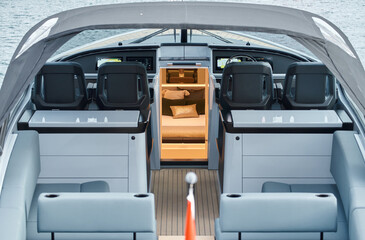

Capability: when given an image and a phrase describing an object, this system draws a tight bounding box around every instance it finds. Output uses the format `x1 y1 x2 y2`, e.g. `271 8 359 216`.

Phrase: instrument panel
212 48 308 74
61 48 157 73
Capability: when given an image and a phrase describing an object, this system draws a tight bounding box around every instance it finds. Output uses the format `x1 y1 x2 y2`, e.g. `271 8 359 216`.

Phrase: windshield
52 28 316 60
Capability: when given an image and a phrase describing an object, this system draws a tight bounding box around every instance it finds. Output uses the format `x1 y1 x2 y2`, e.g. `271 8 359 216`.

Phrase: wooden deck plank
171 169 177 235
160 170 169 235
166 170 172 235
196 170 203 235
209 170 220 220
203 170 214 235
182 169 187 235
154 170 162 235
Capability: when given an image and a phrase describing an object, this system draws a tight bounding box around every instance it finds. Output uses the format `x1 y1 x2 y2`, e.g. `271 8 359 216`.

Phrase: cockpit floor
151 169 219 236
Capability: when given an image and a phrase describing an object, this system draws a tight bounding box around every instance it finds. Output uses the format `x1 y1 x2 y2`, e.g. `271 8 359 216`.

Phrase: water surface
1 0 364 85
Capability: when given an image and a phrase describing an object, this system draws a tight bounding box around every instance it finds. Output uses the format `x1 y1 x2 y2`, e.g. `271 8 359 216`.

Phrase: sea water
0 0 364 85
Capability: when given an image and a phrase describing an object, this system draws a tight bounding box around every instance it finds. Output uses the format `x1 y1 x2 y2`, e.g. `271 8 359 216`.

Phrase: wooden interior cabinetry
159 67 209 160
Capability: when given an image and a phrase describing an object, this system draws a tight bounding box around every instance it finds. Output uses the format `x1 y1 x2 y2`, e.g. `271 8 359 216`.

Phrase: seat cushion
0 208 26 240
37 193 156 233
1 131 40 218
262 182 348 240
330 131 365 219
27 181 109 240
349 208 365 240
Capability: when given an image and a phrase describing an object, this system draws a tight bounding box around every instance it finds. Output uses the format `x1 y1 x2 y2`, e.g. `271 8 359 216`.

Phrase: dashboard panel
61 47 157 74
212 47 309 74
58 45 310 77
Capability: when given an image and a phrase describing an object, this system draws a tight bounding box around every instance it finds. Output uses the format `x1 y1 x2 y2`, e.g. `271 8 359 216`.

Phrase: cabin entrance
159 67 209 162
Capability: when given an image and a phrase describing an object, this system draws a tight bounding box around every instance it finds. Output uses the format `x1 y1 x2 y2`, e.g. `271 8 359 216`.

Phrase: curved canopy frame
1 1 365 125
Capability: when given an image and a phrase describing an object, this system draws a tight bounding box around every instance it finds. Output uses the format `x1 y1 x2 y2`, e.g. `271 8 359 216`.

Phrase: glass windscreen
52 29 315 60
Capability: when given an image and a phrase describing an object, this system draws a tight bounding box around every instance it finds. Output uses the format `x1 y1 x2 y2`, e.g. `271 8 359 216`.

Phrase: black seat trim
32 62 88 110
282 62 336 110
219 62 273 110
96 62 150 115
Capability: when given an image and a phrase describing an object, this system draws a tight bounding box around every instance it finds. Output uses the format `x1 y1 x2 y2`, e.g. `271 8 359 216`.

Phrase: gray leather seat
0 131 110 240
37 193 157 240
262 183 348 239
0 208 25 240
219 62 273 110
282 62 336 109
27 182 109 240
262 131 365 240
96 62 150 115
215 192 338 240
32 62 88 110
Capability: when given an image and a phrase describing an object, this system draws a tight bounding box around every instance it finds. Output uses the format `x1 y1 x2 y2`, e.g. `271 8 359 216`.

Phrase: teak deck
151 169 220 236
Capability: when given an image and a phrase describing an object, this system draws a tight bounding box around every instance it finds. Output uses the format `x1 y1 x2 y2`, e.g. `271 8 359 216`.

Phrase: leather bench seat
350 208 365 240
0 208 26 240
37 193 157 240
0 131 117 240
215 192 338 240
27 182 109 240
262 182 348 239
261 131 365 240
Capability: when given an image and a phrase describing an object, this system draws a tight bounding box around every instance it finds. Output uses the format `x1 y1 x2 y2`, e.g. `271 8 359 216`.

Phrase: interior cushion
161 98 185 116
184 88 205 99
162 89 190 100
161 115 205 139
170 104 199 119
185 99 205 114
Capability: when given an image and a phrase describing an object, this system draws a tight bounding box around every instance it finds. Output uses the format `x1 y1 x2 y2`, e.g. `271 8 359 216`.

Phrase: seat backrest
219 62 273 110
0 131 40 219
282 62 336 109
219 193 337 233
96 62 150 113
38 193 156 235
330 131 365 220
0 208 26 240
32 62 88 110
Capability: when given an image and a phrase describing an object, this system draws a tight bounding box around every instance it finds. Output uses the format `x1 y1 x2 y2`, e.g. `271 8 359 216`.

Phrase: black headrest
282 62 336 109
220 62 273 110
96 62 150 113
98 62 147 76
222 62 273 76
38 62 85 75
286 62 332 75
32 62 88 110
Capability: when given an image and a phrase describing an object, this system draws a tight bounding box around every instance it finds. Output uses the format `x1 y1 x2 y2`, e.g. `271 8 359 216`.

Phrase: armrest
38 193 156 233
